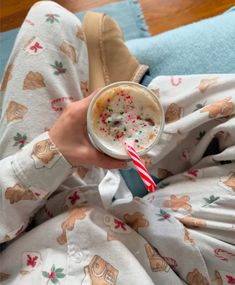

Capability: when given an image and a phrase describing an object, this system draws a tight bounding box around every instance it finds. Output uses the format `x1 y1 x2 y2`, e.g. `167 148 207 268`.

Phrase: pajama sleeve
0 131 72 243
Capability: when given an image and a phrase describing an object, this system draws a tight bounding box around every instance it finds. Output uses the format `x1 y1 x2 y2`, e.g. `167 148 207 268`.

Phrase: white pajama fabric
0 2 234 285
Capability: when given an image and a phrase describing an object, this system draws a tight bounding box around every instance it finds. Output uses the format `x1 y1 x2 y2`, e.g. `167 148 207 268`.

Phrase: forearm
0 132 72 243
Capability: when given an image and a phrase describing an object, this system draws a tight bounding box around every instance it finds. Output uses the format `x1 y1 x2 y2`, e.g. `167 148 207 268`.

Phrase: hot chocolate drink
87 82 164 159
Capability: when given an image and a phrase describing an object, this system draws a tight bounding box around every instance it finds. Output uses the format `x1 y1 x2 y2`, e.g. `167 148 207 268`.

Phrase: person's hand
49 92 127 169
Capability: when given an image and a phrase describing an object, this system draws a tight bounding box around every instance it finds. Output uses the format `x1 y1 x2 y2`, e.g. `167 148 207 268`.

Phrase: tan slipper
83 11 149 93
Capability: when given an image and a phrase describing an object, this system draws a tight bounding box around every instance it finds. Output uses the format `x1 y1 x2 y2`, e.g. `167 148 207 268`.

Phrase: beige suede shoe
83 11 149 93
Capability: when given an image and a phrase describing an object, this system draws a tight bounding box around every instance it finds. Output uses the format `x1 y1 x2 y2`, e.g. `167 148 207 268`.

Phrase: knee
26 1 81 32
28 1 61 16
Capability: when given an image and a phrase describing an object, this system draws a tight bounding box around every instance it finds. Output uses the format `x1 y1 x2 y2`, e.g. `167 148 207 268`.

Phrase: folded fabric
123 7 235 197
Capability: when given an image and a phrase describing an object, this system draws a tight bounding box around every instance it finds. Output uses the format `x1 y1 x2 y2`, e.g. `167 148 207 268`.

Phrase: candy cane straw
125 143 157 192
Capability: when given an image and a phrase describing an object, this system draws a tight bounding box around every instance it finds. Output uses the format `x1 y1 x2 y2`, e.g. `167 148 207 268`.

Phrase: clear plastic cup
87 81 164 160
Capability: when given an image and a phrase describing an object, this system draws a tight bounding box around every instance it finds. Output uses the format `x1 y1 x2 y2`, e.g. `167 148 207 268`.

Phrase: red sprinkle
115 132 124 139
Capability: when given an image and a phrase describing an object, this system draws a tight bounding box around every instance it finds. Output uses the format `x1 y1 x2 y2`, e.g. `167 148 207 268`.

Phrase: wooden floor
1 0 235 35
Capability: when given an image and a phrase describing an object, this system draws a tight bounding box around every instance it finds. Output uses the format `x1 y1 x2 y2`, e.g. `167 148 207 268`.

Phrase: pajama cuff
12 132 73 195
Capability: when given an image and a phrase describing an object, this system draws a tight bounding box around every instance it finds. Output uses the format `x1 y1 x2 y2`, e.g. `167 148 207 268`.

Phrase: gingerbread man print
5 101 28 123
200 97 234 118
165 103 183 123
5 183 37 204
57 206 91 245
83 255 119 285
145 243 170 272
31 139 60 168
164 195 192 212
124 212 149 231
221 172 235 191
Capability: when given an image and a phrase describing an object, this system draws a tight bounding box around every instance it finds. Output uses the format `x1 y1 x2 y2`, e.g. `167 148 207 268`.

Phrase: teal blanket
127 8 235 77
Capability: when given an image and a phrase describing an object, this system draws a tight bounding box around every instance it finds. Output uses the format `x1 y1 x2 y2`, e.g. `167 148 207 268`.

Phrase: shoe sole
83 11 107 93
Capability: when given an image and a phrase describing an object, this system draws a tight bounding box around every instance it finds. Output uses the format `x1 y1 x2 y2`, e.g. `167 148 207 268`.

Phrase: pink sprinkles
95 89 157 149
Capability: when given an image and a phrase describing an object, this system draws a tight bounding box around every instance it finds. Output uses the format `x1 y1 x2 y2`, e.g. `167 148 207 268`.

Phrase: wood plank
139 0 235 35
0 0 39 31
1 0 235 35
0 0 117 32
55 0 117 12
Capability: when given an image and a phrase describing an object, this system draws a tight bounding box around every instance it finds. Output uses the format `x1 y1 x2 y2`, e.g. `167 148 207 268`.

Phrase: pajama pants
0 2 234 285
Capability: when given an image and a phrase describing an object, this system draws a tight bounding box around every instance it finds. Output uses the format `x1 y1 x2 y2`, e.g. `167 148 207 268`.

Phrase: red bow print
187 169 198 177
68 191 80 205
27 255 38 267
226 275 235 284
30 42 43 53
114 219 127 230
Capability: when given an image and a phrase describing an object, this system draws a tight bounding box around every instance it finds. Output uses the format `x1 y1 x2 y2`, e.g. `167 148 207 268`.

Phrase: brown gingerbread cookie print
198 78 218 93
76 24 85 41
156 168 173 179
6 101 28 123
124 212 149 231
164 195 192 211
57 206 91 245
32 139 59 165
84 255 119 285
60 40 78 64
80 81 89 97
5 183 37 204
214 270 223 285
186 268 210 285
177 216 207 228
145 243 169 272
4 234 11 242
107 231 118 242
165 103 183 123
223 172 235 191
0 272 10 282
183 228 195 245
23 71 46 90
200 97 234 118
0 63 13 91
76 166 89 178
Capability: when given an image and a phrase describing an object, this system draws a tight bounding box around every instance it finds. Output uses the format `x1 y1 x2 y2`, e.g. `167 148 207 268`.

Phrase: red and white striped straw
125 143 157 192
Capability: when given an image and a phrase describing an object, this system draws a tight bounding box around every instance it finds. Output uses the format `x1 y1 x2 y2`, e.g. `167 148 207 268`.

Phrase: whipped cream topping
91 84 162 157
